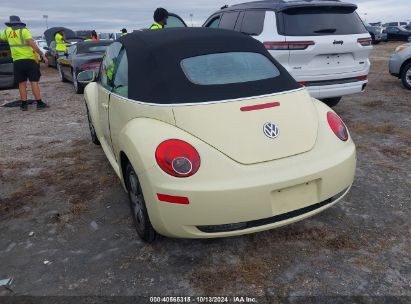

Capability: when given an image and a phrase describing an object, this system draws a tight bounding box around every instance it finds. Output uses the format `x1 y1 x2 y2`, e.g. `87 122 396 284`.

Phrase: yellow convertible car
79 28 356 242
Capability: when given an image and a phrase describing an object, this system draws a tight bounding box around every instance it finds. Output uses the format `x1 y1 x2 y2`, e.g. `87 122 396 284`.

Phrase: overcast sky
2 0 411 35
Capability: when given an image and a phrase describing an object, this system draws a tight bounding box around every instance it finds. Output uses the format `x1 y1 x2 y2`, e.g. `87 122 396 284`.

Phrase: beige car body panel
84 83 356 238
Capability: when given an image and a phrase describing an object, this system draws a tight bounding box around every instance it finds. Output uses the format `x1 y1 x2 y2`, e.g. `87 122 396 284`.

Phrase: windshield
181 52 280 85
279 6 367 36
99 33 113 40
37 41 48 48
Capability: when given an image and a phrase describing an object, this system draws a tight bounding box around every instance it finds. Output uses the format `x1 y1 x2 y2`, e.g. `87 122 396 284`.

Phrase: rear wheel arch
120 151 130 186
84 83 100 130
399 58 411 77
400 61 411 90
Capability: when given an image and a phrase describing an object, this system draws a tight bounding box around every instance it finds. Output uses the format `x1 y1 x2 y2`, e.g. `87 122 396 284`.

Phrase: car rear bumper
141 124 356 239
305 80 368 99
291 62 370 99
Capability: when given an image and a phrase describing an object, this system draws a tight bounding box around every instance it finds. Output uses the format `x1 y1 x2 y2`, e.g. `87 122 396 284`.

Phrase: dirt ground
0 42 410 300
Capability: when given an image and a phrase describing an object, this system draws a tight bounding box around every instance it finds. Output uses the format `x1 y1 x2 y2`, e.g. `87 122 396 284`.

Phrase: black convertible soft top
119 28 300 104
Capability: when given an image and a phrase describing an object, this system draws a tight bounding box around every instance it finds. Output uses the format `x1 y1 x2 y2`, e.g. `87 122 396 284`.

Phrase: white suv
203 0 372 107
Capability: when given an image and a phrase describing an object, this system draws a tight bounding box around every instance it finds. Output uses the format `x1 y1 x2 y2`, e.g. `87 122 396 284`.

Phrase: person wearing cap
0 16 48 111
121 28 128 36
150 8 169 30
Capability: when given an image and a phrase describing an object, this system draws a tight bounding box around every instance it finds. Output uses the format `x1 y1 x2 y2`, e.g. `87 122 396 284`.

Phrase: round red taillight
327 112 348 141
155 139 201 177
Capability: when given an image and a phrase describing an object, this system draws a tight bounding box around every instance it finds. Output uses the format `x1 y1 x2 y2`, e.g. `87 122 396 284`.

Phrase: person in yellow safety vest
121 28 128 36
150 8 169 30
55 30 67 53
0 15 49 111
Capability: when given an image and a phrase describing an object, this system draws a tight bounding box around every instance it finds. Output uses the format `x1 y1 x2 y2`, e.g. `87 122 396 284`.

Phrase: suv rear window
181 52 280 85
279 6 367 36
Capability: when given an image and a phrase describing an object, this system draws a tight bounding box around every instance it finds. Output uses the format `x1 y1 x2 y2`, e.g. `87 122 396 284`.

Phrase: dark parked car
385 26 411 42
44 27 83 68
365 23 387 44
57 40 112 93
0 42 15 90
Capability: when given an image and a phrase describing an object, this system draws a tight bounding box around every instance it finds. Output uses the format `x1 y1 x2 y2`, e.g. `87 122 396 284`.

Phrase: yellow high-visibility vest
0 27 35 61
55 33 67 52
149 22 164 30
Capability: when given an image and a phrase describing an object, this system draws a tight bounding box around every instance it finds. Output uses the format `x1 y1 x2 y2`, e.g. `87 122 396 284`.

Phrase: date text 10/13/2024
149 297 258 303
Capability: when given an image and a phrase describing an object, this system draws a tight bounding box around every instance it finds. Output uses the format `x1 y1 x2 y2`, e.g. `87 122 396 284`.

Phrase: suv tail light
327 112 348 141
263 41 315 50
155 139 201 177
356 75 368 81
80 62 101 70
357 37 372 46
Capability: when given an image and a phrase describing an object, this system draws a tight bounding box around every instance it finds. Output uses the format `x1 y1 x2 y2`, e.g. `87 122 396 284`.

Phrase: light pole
43 15 48 30
189 13 193 27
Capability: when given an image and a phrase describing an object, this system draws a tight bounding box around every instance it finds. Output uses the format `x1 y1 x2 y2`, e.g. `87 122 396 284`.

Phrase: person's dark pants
14 59 41 84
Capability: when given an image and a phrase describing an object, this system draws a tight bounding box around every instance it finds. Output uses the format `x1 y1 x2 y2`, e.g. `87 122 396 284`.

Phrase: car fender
311 97 354 143
83 82 102 137
117 118 193 177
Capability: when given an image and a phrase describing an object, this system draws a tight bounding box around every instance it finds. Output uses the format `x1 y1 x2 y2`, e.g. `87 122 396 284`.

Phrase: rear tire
125 164 157 243
322 97 342 107
73 70 84 94
401 63 411 90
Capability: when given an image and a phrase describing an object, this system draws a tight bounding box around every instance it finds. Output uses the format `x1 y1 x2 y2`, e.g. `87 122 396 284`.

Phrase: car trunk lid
172 89 318 165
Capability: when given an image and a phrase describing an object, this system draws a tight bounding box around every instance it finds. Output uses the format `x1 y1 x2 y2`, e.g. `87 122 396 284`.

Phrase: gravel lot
0 42 410 299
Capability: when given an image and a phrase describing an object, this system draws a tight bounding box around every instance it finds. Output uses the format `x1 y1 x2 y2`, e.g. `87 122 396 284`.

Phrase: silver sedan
389 43 411 90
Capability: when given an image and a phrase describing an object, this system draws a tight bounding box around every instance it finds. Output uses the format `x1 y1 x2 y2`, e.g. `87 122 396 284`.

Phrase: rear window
77 44 110 54
279 6 367 36
181 52 280 85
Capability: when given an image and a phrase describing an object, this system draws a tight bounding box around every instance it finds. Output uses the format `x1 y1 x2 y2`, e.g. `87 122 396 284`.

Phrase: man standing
0 16 48 111
55 29 67 54
149 8 169 30
121 28 128 36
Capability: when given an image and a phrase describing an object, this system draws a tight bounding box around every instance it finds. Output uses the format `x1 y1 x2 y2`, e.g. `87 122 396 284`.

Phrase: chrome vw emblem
263 122 280 139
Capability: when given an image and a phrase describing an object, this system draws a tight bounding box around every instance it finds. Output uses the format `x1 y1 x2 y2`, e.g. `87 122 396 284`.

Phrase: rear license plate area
271 180 320 215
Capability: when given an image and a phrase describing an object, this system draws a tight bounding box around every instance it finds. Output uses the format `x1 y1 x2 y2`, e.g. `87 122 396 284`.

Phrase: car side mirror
77 70 95 84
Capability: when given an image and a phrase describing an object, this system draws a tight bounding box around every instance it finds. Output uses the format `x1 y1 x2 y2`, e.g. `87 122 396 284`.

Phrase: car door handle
102 103 109 110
